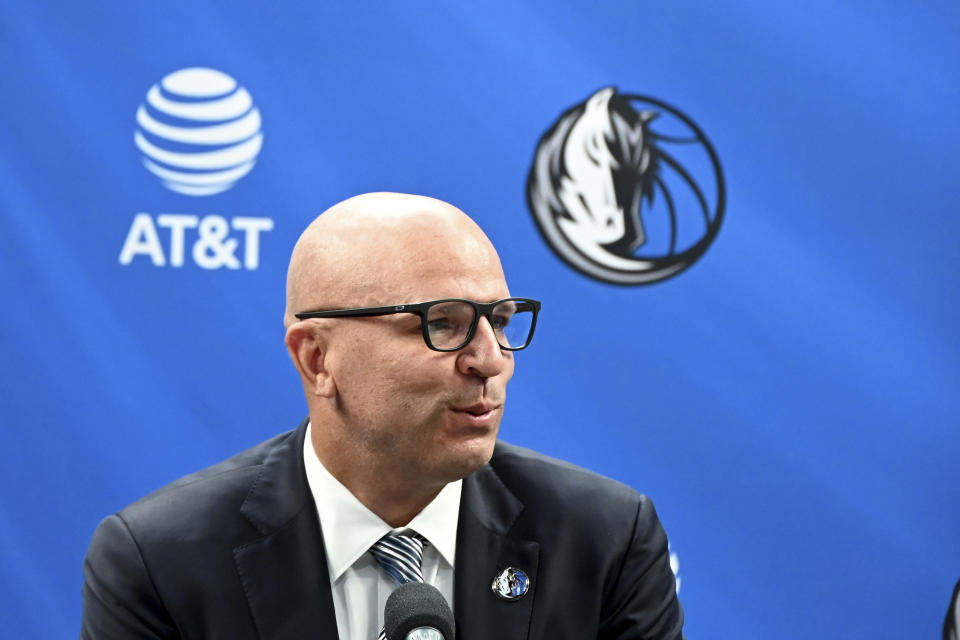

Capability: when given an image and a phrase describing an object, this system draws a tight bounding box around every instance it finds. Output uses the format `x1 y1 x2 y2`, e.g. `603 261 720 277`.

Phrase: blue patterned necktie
370 532 427 640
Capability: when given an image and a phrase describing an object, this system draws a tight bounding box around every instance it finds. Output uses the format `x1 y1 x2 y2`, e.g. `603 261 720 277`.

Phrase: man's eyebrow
386 312 422 325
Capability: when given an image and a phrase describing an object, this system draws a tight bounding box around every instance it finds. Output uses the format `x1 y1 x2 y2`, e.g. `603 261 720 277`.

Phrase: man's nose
456 316 507 378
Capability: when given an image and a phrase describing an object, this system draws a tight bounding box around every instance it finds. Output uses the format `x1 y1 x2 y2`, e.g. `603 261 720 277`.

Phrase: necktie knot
369 532 427 586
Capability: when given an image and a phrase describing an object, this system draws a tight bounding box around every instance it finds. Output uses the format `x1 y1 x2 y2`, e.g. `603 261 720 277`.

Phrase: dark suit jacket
81 420 683 639
946 578 960 640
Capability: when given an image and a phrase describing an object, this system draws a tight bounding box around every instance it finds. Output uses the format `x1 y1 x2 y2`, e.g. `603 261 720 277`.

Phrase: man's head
284 193 517 497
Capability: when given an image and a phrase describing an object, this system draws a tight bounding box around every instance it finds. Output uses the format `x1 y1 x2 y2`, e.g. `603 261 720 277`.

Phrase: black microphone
383 582 455 640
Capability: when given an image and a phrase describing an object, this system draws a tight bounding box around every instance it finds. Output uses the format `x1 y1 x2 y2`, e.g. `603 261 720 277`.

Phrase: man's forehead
343 256 510 307
302 218 506 295
286 193 506 317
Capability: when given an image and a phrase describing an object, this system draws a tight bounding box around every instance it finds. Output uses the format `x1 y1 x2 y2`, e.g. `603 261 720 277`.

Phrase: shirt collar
303 422 462 582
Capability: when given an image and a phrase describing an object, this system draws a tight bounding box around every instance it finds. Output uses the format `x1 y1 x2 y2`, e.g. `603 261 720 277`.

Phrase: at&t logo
120 67 273 270
134 67 263 196
119 214 272 270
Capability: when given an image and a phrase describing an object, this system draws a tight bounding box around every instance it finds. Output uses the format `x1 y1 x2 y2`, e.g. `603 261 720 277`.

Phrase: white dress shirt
303 422 461 640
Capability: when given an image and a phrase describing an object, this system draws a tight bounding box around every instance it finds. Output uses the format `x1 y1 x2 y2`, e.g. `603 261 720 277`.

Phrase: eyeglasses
295 298 541 352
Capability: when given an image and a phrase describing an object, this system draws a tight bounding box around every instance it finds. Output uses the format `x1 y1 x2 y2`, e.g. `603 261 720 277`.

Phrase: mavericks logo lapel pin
491 567 530 601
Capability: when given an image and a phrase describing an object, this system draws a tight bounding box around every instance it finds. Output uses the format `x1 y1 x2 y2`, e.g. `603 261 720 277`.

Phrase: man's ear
284 323 337 398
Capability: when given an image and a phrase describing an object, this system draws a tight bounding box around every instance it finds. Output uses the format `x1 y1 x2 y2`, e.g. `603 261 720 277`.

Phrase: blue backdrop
1 2 958 638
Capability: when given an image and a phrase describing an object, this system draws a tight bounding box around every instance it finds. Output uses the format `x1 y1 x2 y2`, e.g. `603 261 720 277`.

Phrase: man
81 193 683 639
947 578 960 640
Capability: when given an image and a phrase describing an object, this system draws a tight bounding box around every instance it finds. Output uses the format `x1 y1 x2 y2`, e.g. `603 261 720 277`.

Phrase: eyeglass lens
425 300 534 350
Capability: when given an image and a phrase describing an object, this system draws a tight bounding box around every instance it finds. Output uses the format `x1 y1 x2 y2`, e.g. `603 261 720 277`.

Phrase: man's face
324 234 516 486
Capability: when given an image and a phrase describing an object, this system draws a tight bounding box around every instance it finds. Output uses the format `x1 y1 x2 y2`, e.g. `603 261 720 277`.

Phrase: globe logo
134 67 263 196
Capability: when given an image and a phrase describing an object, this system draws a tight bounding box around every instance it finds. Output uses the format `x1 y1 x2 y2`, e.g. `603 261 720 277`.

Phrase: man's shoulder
488 440 645 509
116 428 300 538
480 441 663 554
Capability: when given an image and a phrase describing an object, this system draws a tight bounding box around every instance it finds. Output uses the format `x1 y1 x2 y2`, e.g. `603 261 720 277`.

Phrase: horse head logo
527 87 724 285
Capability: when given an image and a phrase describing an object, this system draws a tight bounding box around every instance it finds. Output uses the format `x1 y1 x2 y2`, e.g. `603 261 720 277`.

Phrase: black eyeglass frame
294 297 541 352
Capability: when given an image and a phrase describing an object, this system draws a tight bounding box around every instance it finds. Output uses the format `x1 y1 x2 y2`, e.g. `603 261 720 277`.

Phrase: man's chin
436 436 497 482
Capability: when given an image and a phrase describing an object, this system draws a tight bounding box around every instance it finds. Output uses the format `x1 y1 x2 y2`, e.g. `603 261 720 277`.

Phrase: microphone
383 582 455 640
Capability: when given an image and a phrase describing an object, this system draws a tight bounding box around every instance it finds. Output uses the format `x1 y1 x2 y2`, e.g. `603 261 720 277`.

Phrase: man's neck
308 427 444 527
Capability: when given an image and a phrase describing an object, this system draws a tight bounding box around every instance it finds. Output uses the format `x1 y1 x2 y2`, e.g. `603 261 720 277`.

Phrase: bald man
81 193 684 640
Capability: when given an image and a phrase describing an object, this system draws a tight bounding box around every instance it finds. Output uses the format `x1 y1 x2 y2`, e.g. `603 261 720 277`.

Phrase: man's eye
427 317 456 333
491 314 512 330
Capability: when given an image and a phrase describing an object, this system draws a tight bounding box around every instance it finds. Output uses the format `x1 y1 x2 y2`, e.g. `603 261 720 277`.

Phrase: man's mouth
454 402 497 416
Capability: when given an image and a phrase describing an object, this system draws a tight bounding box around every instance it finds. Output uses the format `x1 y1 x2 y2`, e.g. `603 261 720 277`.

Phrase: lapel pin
491 567 530 601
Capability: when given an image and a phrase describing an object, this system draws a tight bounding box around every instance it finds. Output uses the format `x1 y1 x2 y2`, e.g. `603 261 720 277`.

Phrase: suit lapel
231 426 541 640
233 421 340 639
455 461 540 640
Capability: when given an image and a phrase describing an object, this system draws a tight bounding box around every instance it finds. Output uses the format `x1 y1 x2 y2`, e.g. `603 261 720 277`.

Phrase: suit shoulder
489 440 645 509
116 428 297 536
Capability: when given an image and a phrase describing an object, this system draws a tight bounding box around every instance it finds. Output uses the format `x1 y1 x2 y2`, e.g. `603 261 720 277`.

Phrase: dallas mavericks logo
134 67 263 196
527 88 724 285
491 567 530 601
